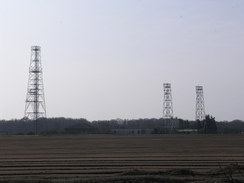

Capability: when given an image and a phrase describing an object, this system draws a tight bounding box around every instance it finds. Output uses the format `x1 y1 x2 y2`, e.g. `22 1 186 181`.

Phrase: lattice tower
24 46 46 120
163 83 173 118
195 86 205 121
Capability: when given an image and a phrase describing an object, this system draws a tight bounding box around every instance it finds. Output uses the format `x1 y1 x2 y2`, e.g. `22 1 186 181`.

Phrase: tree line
0 116 243 135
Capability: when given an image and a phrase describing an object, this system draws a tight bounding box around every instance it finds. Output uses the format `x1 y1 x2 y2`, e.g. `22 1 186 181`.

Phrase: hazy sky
0 0 244 121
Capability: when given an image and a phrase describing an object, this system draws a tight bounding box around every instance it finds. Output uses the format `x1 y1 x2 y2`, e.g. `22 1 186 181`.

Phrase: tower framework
195 86 205 121
163 83 173 119
24 46 46 120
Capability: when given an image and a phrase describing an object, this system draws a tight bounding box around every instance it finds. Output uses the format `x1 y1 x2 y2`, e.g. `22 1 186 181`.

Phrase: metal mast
163 83 173 118
24 46 46 121
195 86 205 121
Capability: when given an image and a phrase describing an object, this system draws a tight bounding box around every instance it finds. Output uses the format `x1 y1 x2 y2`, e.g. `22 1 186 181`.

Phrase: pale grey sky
0 0 244 121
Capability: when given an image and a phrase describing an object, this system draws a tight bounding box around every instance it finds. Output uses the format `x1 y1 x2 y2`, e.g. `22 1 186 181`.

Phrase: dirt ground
0 134 244 182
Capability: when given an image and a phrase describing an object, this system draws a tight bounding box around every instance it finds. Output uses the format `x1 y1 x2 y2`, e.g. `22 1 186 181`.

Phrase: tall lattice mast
24 46 46 120
195 86 205 121
163 83 173 118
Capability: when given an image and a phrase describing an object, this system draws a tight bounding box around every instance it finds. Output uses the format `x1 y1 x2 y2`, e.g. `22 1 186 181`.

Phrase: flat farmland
0 135 244 182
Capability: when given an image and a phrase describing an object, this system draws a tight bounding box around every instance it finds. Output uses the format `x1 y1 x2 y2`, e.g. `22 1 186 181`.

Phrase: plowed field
0 135 244 182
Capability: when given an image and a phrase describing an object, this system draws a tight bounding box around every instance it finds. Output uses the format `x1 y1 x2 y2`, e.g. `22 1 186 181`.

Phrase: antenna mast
163 83 173 118
24 46 46 121
195 86 205 121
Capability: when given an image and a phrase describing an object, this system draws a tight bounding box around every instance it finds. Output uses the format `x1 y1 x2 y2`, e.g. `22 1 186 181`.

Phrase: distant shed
112 129 153 135
177 129 198 134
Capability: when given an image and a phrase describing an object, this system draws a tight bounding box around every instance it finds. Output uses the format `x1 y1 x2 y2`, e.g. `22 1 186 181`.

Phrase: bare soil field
0 134 244 182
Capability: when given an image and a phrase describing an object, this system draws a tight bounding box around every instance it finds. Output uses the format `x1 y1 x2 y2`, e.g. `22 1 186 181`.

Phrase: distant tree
203 115 217 134
217 120 244 134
